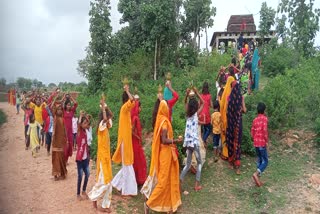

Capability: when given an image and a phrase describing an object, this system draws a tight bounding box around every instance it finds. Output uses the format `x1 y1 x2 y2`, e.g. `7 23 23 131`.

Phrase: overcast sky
1 0 319 84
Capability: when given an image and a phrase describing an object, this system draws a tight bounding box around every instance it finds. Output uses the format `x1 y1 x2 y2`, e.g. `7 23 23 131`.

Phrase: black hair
257 102 266 114
64 99 71 110
152 99 161 129
29 113 35 123
78 115 88 134
122 91 129 104
231 57 237 65
186 98 199 118
98 107 113 123
213 100 220 111
229 67 235 76
202 81 210 95
218 87 224 98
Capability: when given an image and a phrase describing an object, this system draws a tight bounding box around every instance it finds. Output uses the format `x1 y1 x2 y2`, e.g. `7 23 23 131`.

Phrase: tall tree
182 0 216 50
78 0 112 93
279 0 320 57
259 2 276 42
140 0 179 80
275 14 288 42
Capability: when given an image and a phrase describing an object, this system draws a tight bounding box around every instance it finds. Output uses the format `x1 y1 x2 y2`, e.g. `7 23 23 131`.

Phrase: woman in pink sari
131 96 147 186
63 94 78 163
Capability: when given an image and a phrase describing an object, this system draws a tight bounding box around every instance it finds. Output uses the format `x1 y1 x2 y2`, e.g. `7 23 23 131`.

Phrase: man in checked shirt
251 102 268 187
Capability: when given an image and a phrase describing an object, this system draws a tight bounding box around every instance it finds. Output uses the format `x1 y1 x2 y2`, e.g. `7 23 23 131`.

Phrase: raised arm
195 89 204 114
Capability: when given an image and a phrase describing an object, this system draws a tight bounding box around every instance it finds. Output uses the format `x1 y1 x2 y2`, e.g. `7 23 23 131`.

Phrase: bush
0 109 6 126
262 45 301 77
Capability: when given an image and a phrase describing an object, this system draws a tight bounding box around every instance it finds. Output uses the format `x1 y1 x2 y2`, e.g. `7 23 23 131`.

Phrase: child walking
211 100 222 162
180 87 204 192
88 98 114 212
72 114 78 151
22 100 33 150
76 115 90 200
16 94 21 114
251 102 268 187
27 114 42 157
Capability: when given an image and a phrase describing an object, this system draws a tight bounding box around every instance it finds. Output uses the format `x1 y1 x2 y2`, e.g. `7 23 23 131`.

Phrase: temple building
210 14 275 50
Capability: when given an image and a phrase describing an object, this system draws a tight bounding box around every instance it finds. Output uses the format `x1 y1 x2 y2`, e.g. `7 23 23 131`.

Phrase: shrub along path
0 99 319 213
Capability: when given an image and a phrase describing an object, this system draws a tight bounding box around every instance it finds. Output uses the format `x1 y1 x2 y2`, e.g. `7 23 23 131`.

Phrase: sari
63 102 77 162
141 100 181 213
251 49 260 90
226 82 243 167
219 76 235 159
111 100 137 195
51 106 68 178
131 101 147 185
88 120 113 209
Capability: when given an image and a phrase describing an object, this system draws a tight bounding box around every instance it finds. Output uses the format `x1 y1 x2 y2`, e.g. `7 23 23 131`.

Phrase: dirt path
0 102 116 214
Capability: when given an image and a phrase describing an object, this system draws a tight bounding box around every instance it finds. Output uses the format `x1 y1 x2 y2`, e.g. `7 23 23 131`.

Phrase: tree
140 0 180 80
0 78 6 87
279 0 320 57
259 2 276 42
78 0 113 93
275 14 288 42
16 77 32 90
48 83 57 89
182 0 216 50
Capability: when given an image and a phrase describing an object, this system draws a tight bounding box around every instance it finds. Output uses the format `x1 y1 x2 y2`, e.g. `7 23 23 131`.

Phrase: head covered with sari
251 49 260 90
149 100 173 177
220 76 235 131
131 100 142 140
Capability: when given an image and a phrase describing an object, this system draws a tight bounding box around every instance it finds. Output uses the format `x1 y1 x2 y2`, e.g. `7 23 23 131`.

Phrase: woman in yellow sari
141 98 182 214
88 98 114 212
220 75 235 160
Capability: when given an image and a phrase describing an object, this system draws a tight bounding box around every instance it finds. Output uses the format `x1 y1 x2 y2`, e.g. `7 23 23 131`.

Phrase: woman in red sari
131 96 147 186
63 94 78 163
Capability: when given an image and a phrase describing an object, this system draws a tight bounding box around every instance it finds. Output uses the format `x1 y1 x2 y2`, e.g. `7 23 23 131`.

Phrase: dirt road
0 102 114 213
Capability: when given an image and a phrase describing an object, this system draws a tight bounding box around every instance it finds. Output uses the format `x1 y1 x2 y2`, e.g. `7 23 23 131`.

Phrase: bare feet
194 185 202 191
98 207 112 213
144 202 149 214
93 201 97 209
252 172 262 187
77 195 83 201
235 168 241 175
81 191 89 200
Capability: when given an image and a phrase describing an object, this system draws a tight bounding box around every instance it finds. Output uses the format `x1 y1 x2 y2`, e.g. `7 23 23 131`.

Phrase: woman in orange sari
220 75 235 160
141 97 182 214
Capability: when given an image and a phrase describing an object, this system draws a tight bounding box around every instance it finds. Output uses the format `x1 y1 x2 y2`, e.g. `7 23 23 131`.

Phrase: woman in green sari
251 49 260 90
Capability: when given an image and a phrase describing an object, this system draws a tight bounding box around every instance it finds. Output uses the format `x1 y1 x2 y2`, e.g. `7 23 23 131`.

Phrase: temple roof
227 14 256 32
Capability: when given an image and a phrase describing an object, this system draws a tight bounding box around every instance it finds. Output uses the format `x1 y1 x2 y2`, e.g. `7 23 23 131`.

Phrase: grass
107 140 318 213
0 109 7 126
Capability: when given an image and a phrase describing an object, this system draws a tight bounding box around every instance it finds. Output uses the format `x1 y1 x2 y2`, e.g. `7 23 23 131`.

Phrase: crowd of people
6 46 269 213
